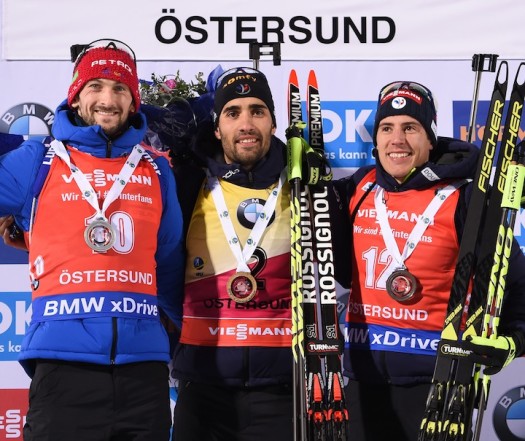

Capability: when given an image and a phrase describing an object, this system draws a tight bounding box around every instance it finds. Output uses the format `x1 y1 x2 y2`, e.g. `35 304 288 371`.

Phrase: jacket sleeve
0 141 45 229
155 156 185 328
329 177 354 289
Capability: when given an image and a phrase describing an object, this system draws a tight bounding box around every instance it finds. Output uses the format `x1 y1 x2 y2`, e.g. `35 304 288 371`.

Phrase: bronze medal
84 219 116 252
386 269 418 302
227 272 257 303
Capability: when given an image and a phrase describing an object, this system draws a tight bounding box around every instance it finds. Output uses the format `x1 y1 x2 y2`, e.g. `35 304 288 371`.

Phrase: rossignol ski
419 61 525 441
287 69 348 441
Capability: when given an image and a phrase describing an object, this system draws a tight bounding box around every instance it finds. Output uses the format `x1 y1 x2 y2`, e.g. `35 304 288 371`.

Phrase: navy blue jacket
332 136 525 385
171 134 295 387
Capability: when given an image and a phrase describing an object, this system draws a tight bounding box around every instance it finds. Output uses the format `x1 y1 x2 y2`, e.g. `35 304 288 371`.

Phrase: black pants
172 381 293 441
345 380 430 441
23 360 172 441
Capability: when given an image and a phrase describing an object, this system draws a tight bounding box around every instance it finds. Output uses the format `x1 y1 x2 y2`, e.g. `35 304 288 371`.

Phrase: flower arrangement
138 65 224 156
139 71 207 107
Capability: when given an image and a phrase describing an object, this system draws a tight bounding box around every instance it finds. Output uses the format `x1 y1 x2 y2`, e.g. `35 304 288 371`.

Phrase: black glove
464 334 517 375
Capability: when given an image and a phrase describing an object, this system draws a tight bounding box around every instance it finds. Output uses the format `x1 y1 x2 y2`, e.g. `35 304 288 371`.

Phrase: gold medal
386 269 418 302
227 272 257 303
84 219 116 252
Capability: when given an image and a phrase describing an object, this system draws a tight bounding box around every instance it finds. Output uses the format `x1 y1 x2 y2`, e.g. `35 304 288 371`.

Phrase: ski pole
467 54 498 144
287 114 308 441
249 42 281 70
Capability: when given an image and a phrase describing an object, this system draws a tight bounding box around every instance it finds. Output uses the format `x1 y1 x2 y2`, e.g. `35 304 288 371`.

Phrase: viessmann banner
2 0 523 61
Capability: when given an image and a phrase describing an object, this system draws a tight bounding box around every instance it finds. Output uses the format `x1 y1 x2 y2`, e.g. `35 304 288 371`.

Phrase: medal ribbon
207 169 286 273
374 180 467 271
50 140 144 223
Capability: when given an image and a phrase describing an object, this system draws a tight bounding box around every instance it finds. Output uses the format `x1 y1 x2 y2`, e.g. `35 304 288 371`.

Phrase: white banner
2 0 523 61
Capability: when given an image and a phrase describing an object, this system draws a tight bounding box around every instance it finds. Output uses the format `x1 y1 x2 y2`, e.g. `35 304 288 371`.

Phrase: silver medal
84 219 116 252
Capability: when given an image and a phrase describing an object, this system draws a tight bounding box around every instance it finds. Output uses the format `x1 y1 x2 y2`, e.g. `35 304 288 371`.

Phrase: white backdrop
1 1 525 440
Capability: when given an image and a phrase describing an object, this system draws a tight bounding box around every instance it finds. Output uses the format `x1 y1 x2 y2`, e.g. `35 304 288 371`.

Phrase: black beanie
213 67 276 127
372 81 437 147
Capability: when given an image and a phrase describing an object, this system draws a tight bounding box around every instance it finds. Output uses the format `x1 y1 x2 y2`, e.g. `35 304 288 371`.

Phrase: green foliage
140 71 207 107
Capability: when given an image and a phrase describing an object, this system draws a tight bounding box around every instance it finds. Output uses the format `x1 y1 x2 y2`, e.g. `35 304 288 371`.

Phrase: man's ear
214 126 221 140
70 96 80 110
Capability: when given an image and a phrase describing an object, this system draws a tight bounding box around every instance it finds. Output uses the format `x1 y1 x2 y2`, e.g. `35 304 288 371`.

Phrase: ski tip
288 69 299 86
308 70 318 89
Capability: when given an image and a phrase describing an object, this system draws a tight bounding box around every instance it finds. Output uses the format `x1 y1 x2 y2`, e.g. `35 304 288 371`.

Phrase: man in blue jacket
0 39 184 440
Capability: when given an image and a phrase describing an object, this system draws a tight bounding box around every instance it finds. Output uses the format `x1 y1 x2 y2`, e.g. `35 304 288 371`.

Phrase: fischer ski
287 69 348 441
419 61 525 441
469 141 525 441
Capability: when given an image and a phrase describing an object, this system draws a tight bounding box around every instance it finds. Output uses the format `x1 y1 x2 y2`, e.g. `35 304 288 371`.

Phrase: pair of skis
287 69 348 441
419 61 525 441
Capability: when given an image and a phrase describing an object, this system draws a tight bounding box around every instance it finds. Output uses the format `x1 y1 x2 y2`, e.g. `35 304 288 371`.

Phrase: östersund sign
2 0 523 61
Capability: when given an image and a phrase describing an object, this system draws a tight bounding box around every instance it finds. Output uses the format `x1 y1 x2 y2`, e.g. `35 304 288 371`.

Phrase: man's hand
0 216 28 251
464 334 517 375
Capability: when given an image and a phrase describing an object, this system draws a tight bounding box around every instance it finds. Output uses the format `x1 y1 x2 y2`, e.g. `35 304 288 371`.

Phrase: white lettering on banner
0 409 26 438
338 148 368 161
209 324 293 340
0 302 31 335
323 109 373 143
1 104 53 126
61 171 153 187
345 327 440 351
348 301 428 321
58 270 153 285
